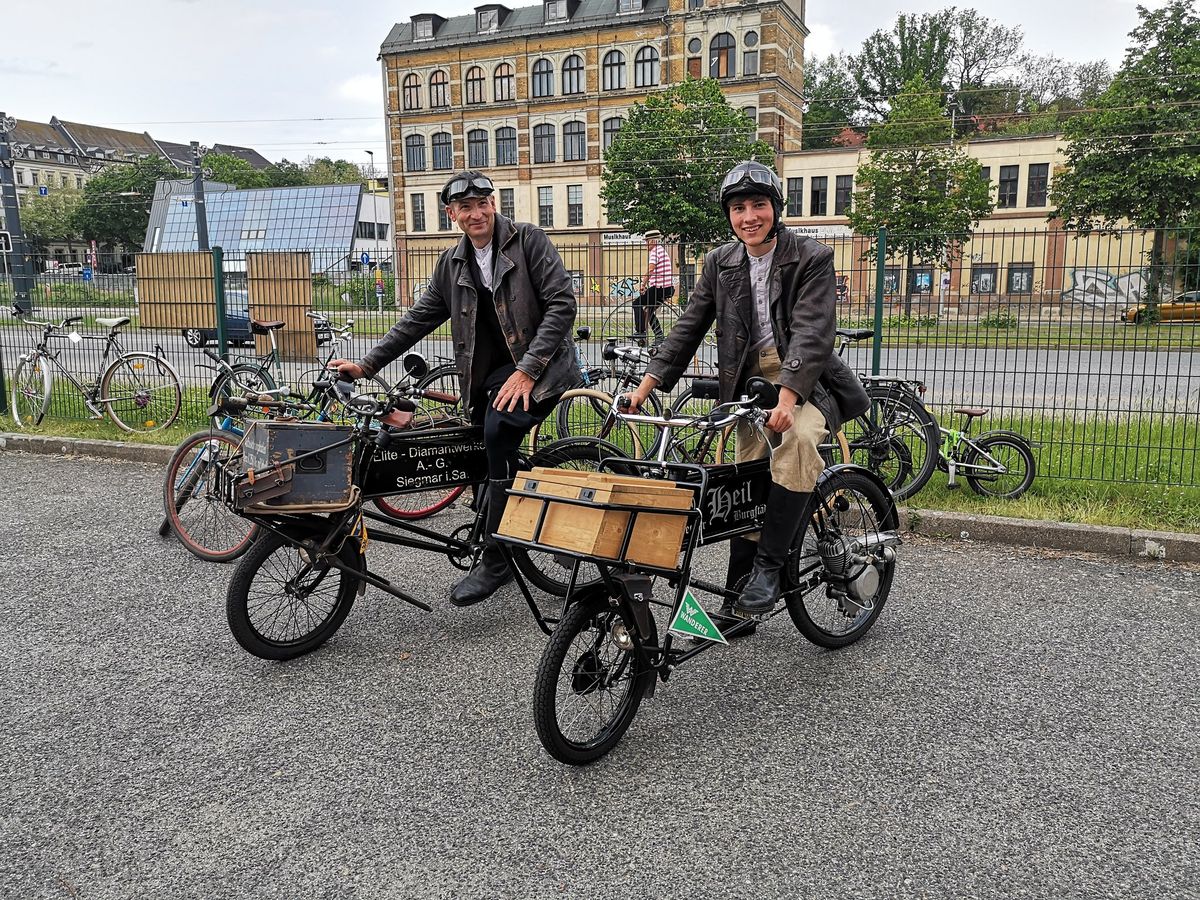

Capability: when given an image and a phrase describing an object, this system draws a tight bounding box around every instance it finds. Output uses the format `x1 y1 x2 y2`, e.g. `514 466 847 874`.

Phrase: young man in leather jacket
624 161 869 628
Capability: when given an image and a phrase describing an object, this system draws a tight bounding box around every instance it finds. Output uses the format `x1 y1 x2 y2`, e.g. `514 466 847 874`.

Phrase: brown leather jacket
359 215 578 410
646 227 868 430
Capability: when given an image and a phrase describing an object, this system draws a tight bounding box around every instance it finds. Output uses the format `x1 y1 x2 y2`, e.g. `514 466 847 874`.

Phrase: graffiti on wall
1060 268 1148 307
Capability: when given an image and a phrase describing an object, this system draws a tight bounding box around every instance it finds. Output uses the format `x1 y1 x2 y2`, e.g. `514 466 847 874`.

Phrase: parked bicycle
9 307 182 432
935 407 1037 498
495 378 901 765
826 328 940 502
202 311 389 427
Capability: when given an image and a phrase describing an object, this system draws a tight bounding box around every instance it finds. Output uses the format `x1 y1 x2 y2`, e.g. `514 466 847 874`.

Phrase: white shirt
473 242 495 291
747 245 775 352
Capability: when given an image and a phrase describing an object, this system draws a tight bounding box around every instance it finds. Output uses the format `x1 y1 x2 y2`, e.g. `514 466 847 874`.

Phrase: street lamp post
364 150 374 182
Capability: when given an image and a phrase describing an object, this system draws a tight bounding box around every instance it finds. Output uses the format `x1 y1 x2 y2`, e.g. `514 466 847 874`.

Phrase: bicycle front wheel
843 385 939 502
964 434 1036 499
226 527 361 660
11 355 51 428
162 430 258 562
532 586 655 765
99 352 182 433
666 384 732 464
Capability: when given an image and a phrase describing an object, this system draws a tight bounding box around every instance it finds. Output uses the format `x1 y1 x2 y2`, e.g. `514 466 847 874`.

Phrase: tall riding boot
736 484 811 617
714 536 758 638
450 478 515 607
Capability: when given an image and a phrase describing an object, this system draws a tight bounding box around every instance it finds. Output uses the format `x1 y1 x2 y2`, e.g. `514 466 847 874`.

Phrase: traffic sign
0 231 10 253
38 185 48 196
82 266 93 282
360 252 370 265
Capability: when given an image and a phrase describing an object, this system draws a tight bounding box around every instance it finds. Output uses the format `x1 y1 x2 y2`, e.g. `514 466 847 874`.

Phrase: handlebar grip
203 348 222 363
616 395 632 410
422 389 458 404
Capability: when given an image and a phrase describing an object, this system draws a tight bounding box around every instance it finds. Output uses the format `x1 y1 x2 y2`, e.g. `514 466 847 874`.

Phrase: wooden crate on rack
498 467 693 570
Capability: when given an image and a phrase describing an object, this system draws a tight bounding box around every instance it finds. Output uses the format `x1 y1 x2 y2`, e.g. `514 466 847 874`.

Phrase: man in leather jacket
332 170 578 607
624 161 869 629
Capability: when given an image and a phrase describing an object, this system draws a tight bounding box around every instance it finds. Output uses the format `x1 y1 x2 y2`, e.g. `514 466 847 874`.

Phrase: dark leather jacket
359 215 578 411
646 228 868 430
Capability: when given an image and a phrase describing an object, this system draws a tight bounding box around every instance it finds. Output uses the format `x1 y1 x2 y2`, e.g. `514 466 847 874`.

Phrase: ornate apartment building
379 0 809 254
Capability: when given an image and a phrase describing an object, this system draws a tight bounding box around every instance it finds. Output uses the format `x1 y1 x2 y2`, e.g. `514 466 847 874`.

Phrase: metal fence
2 226 1197 487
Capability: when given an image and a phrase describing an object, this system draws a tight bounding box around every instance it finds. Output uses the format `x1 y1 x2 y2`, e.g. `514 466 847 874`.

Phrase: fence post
872 226 887 377
212 246 228 361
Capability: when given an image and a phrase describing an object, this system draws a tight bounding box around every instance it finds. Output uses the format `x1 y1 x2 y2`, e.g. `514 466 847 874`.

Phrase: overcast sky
5 0 1165 164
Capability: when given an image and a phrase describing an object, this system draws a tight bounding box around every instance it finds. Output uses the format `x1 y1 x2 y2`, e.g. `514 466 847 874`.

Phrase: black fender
973 429 1036 449
813 463 901 530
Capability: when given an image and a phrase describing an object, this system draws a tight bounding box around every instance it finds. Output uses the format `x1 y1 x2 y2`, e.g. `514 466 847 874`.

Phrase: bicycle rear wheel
842 384 939 501
11 355 51 428
532 586 655 765
964 434 1036 499
226 526 361 660
415 364 467 420
786 467 899 648
101 352 182 432
209 365 277 427
162 430 258 562
547 387 648 457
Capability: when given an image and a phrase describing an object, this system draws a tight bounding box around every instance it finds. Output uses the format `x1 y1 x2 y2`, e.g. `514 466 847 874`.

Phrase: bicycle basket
233 421 357 512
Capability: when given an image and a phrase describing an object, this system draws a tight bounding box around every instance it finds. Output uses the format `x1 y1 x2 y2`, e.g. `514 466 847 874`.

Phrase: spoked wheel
209 365 277 427
532 586 656 765
964 434 1036 499
415 364 467 421
842 385 938 502
162 430 258 562
373 485 466 521
226 527 362 660
101 353 182 432
785 467 899 649
11 355 51 428
510 438 633 597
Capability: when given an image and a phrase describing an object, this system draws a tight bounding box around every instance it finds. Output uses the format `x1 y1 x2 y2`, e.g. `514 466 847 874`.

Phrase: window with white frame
404 135 426 171
402 74 421 110
477 8 498 32
496 126 518 165
431 132 453 170
634 46 659 87
414 18 433 40
545 0 567 22
568 184 583 226
429 70 449 108
468 129 489 168
494 63 515 101
532 58 554 98
603 50 626 90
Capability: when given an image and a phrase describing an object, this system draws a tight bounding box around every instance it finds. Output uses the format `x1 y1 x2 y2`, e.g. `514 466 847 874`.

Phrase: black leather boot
450 478 514 607
736 485 811 617
713 536 758 638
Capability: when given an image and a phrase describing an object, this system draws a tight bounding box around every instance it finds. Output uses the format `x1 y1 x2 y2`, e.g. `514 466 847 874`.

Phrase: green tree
20 188 83 255
73 156 178 251
302 156 364 184
266 158 309 187
600 78 775 248
1051 0 1200 318
848 11 955 118
847 76 995 314
946 9 1024 124
802 53 860 149
203 152 270 189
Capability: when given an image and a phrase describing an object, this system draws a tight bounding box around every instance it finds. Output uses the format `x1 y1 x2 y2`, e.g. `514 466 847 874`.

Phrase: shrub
979 308 1019 329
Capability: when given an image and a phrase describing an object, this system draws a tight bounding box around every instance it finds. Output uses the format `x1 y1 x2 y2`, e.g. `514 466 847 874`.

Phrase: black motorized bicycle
214 354 614 660
495 378 903 765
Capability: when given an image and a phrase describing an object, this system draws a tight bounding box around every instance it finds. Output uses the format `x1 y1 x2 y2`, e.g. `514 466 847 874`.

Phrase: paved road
1 452 1196 899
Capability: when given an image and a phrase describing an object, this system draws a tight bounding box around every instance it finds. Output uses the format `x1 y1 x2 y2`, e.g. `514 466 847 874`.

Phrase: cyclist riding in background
632 229 674 346
623 160 869 631
331 170 578 608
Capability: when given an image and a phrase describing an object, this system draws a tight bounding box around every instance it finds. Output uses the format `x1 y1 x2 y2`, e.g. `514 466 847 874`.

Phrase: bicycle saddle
953 407 989 417
96 316 130 329
251 319 286 333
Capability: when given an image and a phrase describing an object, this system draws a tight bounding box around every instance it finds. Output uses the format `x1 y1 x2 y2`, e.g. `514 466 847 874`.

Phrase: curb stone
2 431 1197 562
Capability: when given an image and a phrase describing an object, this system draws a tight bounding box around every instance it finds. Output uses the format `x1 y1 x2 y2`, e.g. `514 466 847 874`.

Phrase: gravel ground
1 452 1196 900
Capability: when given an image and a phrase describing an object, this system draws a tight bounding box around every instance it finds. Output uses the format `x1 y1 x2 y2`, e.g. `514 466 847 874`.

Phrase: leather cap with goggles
719 161 784 207
440 172 495 206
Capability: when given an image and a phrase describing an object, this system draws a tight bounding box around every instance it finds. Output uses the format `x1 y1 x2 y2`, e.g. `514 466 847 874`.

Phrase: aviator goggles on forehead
720 165 777 195
443 174 495 203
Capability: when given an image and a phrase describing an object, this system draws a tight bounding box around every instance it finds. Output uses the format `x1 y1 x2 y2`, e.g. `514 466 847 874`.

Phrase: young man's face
728 196 775 250
448 194 496 246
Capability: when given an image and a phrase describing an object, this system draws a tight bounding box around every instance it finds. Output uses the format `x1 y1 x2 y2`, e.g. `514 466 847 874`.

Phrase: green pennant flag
668 588 728 645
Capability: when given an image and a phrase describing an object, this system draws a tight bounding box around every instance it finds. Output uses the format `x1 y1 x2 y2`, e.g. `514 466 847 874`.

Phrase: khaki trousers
734 348 828 493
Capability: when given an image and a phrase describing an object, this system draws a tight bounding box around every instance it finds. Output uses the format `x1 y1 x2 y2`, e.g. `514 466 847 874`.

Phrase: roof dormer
475 4 510 33
543 0 580 24
411 14 446 41
617 0 644 12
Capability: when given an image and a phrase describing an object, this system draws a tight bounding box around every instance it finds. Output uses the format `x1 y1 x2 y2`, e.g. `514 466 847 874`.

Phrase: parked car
181 290 333 347
44 262 84 276
1121 291 1200 324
